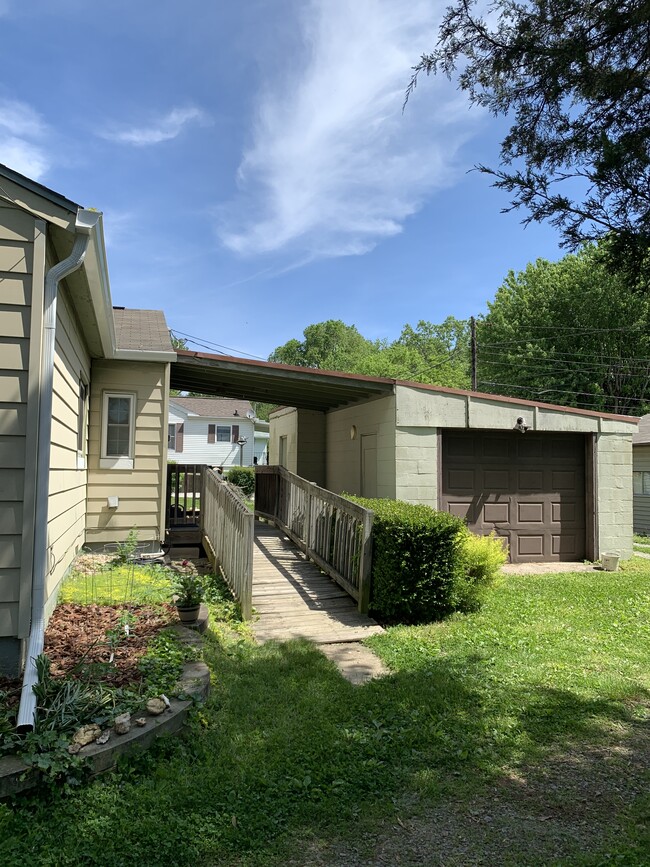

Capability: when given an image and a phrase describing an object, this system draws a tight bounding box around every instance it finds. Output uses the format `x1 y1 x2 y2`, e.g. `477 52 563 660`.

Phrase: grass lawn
1 560 649 865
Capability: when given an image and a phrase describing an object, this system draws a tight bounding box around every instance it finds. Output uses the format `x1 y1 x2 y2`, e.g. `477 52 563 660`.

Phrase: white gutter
16 209 100 731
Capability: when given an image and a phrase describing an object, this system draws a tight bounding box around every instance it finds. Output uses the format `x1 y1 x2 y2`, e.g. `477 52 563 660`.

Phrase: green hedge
226 466 255 497
347 496 506 624
347 496 467 624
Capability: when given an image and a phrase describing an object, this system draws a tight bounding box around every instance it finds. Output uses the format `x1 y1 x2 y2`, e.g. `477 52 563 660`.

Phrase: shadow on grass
1 635 648 867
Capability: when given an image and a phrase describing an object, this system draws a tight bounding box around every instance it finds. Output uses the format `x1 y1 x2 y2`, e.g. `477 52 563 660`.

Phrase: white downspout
17 211 97 731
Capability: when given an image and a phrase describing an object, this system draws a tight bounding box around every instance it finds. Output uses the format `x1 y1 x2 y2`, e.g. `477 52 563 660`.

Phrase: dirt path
283 711 650 866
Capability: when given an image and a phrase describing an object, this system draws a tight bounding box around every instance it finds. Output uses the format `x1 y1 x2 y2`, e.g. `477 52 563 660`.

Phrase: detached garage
269 379 637 564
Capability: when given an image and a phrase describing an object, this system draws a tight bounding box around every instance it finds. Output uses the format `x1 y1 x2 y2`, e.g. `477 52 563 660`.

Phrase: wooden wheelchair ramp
252 522 384 644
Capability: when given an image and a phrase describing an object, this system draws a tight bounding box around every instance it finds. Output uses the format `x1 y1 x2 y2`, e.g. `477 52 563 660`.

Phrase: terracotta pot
176 604 201 624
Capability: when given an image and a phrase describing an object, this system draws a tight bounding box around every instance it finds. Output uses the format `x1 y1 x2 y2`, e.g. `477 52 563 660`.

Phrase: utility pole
470 316 477 391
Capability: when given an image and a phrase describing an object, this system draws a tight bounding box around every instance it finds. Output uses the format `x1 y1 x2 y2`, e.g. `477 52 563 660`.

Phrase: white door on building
361 434 377 498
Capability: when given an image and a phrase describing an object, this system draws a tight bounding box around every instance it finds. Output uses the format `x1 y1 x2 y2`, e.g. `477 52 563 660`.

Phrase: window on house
168 423 176 451
217 425 230 442
77 379 88 457
634 471 650 495
101 392 135 469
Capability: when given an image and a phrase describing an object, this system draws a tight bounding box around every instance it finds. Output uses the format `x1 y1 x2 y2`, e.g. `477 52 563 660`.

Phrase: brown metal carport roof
171 349 641 421
171 350 395 411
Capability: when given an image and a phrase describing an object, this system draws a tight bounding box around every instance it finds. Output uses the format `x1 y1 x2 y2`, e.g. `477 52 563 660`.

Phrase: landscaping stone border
0 621 210 799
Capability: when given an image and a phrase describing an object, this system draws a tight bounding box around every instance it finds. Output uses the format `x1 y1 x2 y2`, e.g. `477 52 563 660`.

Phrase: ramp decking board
251 521 383 645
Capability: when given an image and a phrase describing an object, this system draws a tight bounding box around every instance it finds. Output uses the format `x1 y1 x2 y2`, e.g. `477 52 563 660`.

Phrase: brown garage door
440 430 586 562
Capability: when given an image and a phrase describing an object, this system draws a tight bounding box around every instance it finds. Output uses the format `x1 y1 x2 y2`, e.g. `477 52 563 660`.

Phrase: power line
171 329 267 361
477 380 650 404
478 342 650 363
478 352 650 378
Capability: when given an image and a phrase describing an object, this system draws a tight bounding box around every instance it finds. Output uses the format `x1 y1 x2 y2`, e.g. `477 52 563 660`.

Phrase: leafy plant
346 495 467 624
138 631 199 696
114 527 139 564
225 466 255 497
172 571 205 608
455 530 508 612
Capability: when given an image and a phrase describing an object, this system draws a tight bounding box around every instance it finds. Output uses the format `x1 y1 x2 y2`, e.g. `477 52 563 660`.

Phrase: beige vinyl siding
325 396 396 498
0 205 43 638
45 282 91 602
86 360 168 546
269 408 298 472
633 444 650 534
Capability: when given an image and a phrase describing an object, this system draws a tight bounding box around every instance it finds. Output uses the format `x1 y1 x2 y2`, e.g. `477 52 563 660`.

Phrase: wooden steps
251 522 384 645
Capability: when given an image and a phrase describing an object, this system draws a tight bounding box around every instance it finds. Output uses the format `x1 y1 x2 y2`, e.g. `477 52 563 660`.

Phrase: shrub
455 530 508 612
346 496 467 624
226 466 255 497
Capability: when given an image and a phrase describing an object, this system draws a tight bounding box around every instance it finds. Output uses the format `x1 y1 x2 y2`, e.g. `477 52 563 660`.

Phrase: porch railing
166 463 202 527
255 465 374 613
201 467 253 619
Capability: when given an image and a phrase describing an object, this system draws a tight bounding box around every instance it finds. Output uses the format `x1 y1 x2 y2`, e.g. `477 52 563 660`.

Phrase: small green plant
114 527 139 564
138 631 199 696
455 529 508 611
226 466 255 497
172 571 205 607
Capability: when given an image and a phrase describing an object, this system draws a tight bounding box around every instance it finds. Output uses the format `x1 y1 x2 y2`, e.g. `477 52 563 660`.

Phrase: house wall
254 433 269 465
633 444 650 534
86 360 169 546
45 279 91 607
325 396 396 498
0 204 44 674
167 411 255 467
269 407 298 472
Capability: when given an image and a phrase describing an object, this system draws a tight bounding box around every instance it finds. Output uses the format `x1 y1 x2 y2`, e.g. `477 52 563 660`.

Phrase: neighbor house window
101 392 135 469
217 425 230 442
168 424 176 451
634 471 650 495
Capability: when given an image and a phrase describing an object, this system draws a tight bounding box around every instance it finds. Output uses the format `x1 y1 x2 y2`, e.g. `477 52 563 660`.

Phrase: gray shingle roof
633 414 650 445
113 308 174 353
170 397 255 418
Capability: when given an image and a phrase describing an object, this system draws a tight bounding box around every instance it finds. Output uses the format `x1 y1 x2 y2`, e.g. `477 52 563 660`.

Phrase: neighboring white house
167 397 269 467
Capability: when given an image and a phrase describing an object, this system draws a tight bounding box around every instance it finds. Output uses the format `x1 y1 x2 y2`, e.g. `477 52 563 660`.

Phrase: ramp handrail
201 468 253 618
255 465 374 613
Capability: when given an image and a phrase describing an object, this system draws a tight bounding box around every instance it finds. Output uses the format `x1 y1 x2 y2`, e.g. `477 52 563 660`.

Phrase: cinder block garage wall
325 395 396 498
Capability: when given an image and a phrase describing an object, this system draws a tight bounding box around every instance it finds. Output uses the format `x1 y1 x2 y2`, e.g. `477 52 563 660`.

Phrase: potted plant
172 571 205 623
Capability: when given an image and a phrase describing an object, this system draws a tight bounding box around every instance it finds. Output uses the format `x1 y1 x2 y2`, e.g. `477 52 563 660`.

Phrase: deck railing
255 465 374 613
166 463 202 527
201 467 253 619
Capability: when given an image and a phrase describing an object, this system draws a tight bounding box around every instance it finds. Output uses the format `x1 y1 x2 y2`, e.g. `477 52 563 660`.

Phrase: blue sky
0 0 564 359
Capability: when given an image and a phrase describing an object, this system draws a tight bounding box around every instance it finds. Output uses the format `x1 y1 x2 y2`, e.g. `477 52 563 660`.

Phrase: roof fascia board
113 349 177 363
78 211 116 358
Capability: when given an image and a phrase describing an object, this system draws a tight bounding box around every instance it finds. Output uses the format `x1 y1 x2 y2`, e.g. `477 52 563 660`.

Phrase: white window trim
101 391 136 470
216 425 231 443
77 378 89 470
634 470 650 496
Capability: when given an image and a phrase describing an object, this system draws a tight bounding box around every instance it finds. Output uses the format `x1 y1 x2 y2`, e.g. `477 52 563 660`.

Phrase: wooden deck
252 522 384 644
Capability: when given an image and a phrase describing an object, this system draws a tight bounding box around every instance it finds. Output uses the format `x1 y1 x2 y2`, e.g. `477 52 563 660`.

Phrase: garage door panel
518 535 544 556
483 502 509 523
483 469 510 490
518 470 543 490
448 469 475 489
448 501 473 520
552 501 577 523
516 438 544 459
441 431 586 563
552 470 579 490
518 502 544 523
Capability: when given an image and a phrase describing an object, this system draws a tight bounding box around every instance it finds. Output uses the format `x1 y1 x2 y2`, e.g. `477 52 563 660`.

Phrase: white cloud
0 99 49 178
100 106 208 146
218 0 480 260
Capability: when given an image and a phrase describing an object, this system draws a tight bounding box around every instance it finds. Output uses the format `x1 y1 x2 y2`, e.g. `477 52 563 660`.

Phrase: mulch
43 603 179 687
